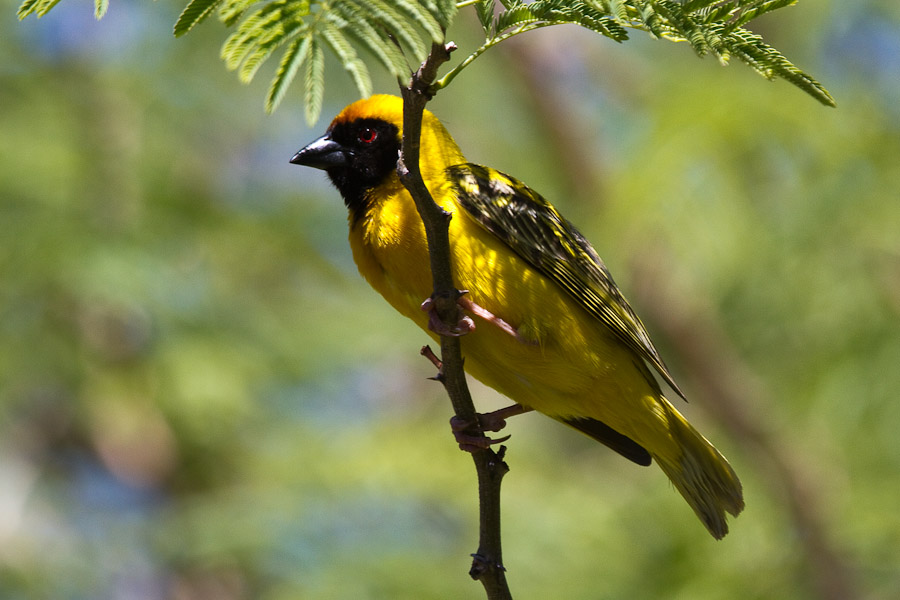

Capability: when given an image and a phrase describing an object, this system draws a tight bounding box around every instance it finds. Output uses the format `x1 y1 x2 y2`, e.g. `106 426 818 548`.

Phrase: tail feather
652 400 744 539
563 416 652 466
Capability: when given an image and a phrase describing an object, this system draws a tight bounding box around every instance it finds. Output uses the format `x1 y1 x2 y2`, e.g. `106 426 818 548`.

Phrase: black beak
290 135 350 170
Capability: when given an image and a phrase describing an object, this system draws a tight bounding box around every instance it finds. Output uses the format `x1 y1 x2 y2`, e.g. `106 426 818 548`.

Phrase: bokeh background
3 1 899 598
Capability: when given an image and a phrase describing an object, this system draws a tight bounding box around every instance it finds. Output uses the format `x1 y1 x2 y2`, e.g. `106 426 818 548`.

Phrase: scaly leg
420 295 476 337
450 404 534 452
421 292 530 342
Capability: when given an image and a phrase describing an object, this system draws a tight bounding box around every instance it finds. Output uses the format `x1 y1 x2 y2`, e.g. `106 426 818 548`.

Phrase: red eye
358 127 378 144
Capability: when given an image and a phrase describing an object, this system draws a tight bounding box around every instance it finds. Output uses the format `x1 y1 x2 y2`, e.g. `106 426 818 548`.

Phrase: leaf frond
175 0 226 37
304 38 326 124
725 0 796 33
493 4 538 34
475 0 495 33
724 25 835 106
462 0 833 106
238 18 304 83
390 0 445 42
332 2 410 79
319 20 373 98
222 1 302 71
16 0 40 19
353 0 428 57
17 0 63 19
22 0 832 118
214 0 454 117
220 0 264 26
94 0 109 19
266 35 312 114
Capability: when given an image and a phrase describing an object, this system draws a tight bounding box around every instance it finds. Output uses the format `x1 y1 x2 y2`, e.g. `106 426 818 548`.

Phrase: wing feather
449 163 684 399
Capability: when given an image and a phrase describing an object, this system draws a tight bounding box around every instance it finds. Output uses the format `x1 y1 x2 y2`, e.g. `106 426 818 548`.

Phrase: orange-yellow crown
331 94 405 131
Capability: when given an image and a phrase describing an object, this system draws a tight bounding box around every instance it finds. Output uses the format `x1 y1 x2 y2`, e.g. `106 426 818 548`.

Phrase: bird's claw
450 415 512 452
421 296 476 336
421 292 533 344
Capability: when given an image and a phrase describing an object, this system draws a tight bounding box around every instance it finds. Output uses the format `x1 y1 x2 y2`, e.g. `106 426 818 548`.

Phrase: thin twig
398 42 513 600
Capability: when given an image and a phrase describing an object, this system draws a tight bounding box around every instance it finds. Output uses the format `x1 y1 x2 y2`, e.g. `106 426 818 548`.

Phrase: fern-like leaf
266 35 312 114
475 0 495 34
566 2 628 41
16 0 37 19
319 21 373 98
220 0 262 26
238 19 304 83
174 0 224 37
726 0 796 33
353 0 428 58
725 26 835 106
680 0 718 12
419 0 458 29
647 3 671 38
214 0 453 118
304 37 326 124
494 4 538 34
462 0 833 106
333 3 410 79
94 0 109 19
221 1 292 71
596 0 629 23
17 0 63 19
38 0 62 17
391 0 445 42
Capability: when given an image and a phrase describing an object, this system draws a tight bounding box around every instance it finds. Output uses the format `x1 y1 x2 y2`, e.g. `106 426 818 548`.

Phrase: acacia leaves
16 0 835 120
460 0 834 107
172 0 456 123
17 0 106 19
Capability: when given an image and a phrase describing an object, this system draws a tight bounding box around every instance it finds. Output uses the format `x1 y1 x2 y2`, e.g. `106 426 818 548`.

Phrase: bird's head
290 95 404 213
291 95 465 217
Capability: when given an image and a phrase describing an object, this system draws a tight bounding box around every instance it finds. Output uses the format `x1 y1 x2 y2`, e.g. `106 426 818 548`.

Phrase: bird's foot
421 295 475 337
449 404 532 453
421 292 534 343
457 296 524 341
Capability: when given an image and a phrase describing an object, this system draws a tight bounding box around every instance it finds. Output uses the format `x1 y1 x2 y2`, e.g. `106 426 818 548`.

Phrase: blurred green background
2 1 899 598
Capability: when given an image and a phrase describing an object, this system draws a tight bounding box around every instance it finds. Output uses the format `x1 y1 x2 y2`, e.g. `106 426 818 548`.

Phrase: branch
397 42 513 600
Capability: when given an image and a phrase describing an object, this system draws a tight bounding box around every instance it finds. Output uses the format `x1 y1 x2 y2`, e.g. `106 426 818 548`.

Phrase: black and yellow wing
449 163 685 400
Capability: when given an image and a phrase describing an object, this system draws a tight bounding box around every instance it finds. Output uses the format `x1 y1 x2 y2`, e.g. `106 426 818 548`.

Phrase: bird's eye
357 127 378 144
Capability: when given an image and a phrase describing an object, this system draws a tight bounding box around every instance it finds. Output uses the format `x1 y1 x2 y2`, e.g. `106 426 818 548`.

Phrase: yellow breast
348 173 653 420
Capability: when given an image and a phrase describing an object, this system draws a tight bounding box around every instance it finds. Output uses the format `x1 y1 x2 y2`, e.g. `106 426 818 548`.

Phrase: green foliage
481 0 629 41
5 3 900 598
174 0 224 36
17 0 107 19
207 0 456 121
16 0 833 121
448 0 834 106
16 0 63 19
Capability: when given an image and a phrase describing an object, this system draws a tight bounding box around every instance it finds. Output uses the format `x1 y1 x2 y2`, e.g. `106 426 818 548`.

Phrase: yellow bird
291 94 744 539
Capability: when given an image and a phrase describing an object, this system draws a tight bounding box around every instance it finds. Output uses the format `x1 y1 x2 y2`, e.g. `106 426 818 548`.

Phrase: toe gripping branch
421 289 475 337
422 341 531 453
450 404 531 452
422 288 532 344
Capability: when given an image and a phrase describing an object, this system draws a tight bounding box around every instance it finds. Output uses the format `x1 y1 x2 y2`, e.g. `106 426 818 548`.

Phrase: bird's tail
650 398 744 539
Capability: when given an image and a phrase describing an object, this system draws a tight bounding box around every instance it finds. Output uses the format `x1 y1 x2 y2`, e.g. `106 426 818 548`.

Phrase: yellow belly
348 182 663 446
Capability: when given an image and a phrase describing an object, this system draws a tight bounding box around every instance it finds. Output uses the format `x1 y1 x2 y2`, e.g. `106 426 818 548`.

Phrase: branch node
408 42 456 100
469 553 507 581
420 345 443 369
